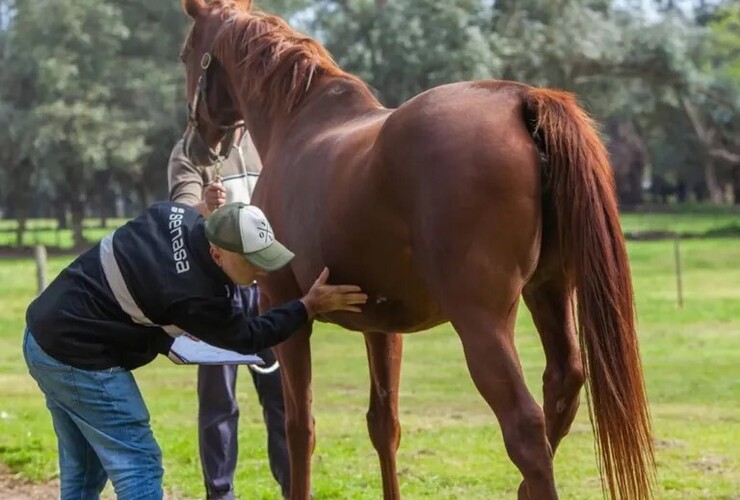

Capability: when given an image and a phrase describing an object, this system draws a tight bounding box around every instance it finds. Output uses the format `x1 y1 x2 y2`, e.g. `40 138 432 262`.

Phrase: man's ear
209 245 222 266
182 0 206 18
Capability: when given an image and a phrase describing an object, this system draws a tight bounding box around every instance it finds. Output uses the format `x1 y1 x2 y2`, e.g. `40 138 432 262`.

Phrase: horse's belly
317 294 446 333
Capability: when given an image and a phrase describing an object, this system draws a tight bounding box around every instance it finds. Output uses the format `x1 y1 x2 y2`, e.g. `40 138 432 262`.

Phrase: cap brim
243 240 295 272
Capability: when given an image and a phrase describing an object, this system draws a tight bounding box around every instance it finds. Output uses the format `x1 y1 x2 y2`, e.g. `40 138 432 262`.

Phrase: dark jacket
26 202 306 371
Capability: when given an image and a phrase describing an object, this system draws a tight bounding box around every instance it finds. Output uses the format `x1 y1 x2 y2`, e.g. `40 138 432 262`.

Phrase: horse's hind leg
364 331 403 500
522 274 584 454
448 296 558 500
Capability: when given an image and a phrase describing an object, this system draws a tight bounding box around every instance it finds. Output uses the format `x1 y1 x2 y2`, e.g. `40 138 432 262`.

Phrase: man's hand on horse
301 267 367 318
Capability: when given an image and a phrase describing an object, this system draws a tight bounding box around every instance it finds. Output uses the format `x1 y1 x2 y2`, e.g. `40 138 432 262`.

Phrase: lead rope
234 140 280 376
214 158 223 181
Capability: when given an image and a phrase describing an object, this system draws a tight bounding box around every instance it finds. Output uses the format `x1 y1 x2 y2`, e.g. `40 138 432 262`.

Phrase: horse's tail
524 88 655 500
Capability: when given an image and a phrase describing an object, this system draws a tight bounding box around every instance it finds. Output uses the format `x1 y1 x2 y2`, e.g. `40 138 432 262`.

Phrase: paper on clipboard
167 333 264 366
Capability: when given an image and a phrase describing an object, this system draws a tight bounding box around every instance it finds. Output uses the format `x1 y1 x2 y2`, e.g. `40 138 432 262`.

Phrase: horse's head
179 0 252 166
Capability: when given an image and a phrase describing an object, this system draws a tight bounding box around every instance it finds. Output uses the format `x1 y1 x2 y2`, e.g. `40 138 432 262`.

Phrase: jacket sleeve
167 139 204 206
166 296 308 354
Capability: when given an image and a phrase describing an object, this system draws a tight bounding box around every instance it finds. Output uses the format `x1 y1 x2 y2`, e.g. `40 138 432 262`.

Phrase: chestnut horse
178 1 655 499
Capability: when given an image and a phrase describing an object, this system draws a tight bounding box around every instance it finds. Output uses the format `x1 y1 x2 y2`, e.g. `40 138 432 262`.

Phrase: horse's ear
236 0 254 10
181 0 206 18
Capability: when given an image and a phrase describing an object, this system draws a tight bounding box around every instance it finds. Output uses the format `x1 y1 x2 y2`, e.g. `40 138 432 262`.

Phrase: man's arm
167 139 210 216
166 267 368 353
167 296 308 354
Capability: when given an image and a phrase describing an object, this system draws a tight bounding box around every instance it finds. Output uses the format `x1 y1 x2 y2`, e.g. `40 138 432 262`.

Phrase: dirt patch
655 438 686 450
690 455 730 474
0 465 183 499
0 464 59 500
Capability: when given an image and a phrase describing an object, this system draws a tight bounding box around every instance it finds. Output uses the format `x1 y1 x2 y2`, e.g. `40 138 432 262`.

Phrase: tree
313 0 498 106
1 0 737 241
692 2 740 202
0 0 41 244
285 1 740 204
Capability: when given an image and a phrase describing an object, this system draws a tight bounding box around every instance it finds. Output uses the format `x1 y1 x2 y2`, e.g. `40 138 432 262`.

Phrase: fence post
34 244 48 294
673 236 683 308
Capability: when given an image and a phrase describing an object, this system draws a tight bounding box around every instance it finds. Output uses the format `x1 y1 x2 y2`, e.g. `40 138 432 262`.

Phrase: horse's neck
238 106 278 159
238 76 383 158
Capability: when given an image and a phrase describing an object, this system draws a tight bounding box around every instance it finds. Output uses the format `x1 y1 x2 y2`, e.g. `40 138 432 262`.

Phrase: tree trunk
704 159 724 203
55 198 68 229
676 179 688 203
605 120 647 207
680 95 725 204
8 158 34 247
15 209 27 247
97 171 112 228
97 188 108 228
694 181 708 202
733 165 740 206
8 190 30 247
136 181 151 212
70 197 86 249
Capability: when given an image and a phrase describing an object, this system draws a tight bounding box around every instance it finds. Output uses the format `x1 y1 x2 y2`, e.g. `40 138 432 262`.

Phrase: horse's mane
207 0 377 112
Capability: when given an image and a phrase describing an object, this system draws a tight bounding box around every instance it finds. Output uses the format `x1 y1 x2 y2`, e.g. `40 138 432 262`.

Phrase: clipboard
167 333 265 366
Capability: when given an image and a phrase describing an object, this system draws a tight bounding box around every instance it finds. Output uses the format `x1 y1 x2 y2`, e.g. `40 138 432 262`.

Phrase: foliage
0 0 738 246
312 0 738 204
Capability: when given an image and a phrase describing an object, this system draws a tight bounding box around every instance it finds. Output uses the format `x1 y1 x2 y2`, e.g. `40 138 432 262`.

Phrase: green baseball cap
205 202 295 271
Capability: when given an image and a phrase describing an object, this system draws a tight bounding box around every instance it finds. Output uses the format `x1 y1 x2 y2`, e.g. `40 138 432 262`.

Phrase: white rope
248 360 280 374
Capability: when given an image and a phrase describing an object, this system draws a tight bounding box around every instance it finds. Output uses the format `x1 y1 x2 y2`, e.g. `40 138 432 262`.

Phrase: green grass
1 207 738 249
0 218 129 230
620 211 739 235
0 218 128 249
0 236 738 499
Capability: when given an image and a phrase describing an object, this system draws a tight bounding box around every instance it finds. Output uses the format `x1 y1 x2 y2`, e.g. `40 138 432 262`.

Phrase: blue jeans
22 329 163 500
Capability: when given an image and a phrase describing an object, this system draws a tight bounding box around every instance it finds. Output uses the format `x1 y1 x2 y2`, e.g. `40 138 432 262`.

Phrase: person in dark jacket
23 201 366 500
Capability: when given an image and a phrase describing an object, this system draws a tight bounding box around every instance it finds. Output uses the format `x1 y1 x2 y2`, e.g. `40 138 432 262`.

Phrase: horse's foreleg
275 325 314 500
522 277 584 455
364 331 403 500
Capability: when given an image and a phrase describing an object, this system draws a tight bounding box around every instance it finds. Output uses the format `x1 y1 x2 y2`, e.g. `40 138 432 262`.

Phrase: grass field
0 218 128 249
0 216 738 499
620 212 740 235
1 207 738 248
